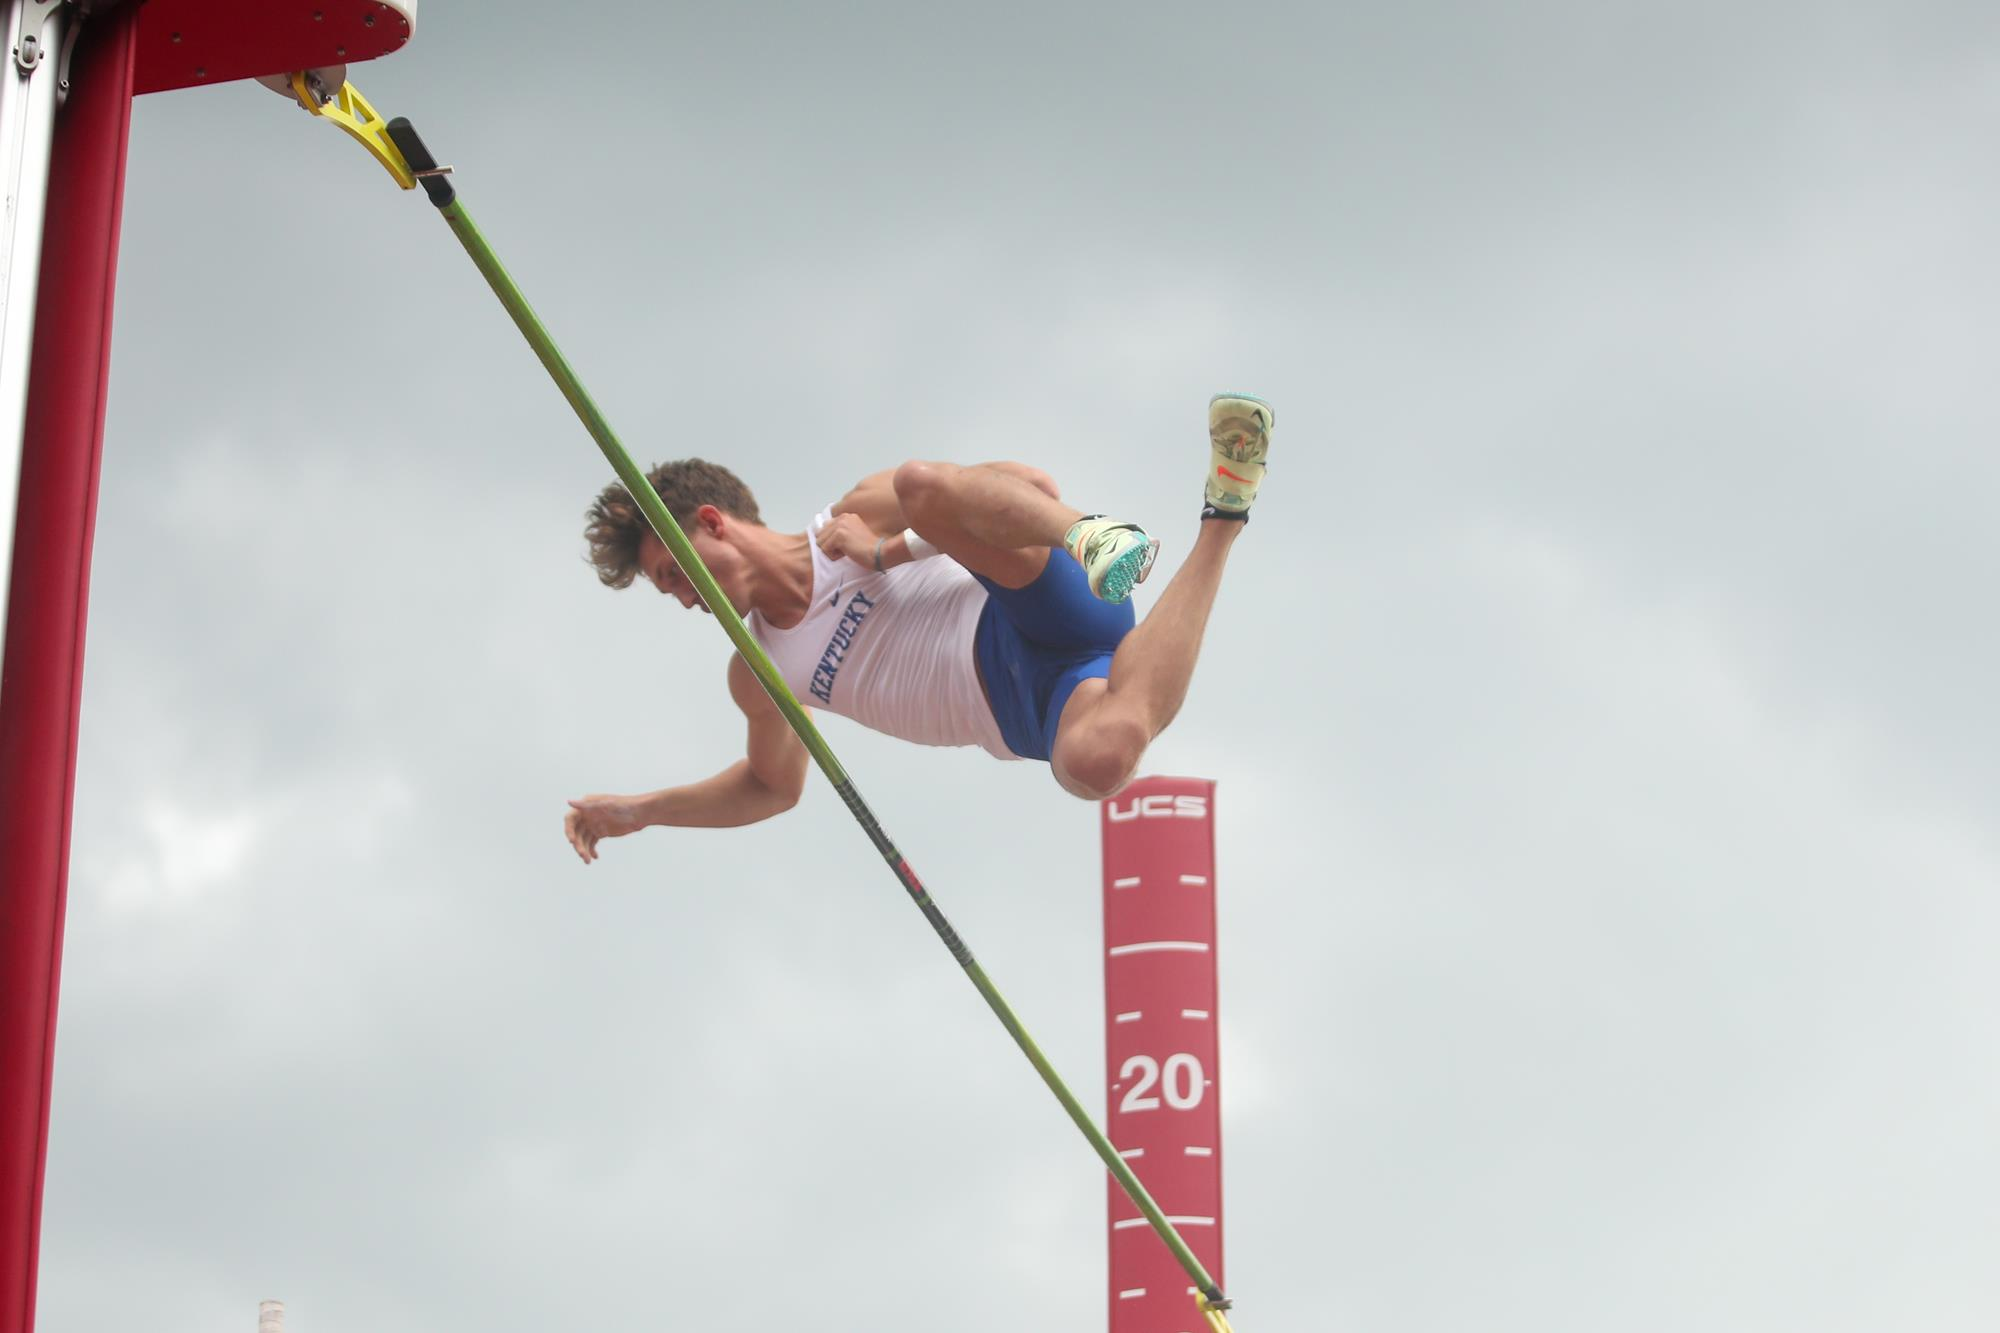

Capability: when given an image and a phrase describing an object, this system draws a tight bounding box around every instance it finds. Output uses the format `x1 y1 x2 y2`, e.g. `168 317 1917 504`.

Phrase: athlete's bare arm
563 655 810 862
830 469 908 534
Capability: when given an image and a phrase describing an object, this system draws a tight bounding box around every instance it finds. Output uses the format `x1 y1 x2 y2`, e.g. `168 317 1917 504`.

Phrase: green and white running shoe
1204 392 1275 521
1063 515 1160 604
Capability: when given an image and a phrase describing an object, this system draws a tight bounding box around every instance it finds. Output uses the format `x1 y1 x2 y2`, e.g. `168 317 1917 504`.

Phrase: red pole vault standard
0 9 412 1333
1102 776 1223 1333
0 14 139 1333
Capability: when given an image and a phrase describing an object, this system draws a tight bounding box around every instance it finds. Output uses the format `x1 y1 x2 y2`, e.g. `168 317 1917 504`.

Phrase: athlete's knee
1053 714 1149 801
892 459 954 524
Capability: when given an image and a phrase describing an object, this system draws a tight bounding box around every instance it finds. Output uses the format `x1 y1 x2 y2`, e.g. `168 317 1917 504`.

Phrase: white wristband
901 528 940 561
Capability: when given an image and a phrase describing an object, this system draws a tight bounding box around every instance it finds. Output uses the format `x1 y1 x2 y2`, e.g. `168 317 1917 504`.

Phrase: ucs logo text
1105 793 1208 822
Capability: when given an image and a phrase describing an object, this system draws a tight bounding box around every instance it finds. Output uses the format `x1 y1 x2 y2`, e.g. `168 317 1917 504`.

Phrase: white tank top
748 512 1015 760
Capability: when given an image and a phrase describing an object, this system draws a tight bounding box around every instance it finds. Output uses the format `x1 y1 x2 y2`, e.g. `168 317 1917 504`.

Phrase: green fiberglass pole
381 118 1230 1315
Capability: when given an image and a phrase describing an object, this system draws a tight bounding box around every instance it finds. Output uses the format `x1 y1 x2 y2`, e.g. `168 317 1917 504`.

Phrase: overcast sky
33 1 2000 1330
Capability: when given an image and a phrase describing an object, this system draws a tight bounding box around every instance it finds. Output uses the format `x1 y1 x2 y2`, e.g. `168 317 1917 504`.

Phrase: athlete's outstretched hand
565 794 644 864
815 511 883 568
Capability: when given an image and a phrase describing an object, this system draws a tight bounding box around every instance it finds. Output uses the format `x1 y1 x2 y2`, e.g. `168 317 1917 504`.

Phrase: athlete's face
637 514 744 616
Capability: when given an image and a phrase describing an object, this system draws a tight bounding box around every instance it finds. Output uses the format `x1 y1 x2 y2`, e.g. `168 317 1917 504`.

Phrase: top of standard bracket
134 0 415 97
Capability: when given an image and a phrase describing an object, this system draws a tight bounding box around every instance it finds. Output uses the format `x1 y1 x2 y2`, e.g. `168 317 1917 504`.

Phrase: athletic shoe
1203 392 1275 520
1063 515 1160 604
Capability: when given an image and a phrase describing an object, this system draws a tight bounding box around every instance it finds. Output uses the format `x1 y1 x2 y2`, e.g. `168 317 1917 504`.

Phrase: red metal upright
0 9 414 1328
1102 776 1225 1333
0 12 139 1333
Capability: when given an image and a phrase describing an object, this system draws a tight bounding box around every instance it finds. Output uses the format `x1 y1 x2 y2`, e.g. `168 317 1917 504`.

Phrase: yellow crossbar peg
285 72 415 190
1195 1290 1237 1333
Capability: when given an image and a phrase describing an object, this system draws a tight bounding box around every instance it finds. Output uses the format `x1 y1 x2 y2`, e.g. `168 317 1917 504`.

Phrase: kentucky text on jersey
809 591 878 703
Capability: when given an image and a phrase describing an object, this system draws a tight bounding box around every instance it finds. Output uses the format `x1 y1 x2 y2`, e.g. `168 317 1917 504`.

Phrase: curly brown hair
584 459 764 589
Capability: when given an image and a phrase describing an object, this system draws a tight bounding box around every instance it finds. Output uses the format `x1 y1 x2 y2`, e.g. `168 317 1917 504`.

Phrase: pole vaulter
278 86 1243 1328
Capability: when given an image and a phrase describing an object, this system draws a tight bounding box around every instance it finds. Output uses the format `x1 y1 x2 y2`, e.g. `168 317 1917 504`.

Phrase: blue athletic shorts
973 552 1135 762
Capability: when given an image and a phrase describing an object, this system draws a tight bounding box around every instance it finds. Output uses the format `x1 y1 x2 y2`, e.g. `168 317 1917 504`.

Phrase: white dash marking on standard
1112 876 1142 889
1181 1008 1210 1020
1118 1147 1146 1159
1185 1146 1214 1157
1108 941 1210 957
1179 874 1208 886
1114 1010 1143 1024
1118 1288 1147 1300
1113 1215 1215 1230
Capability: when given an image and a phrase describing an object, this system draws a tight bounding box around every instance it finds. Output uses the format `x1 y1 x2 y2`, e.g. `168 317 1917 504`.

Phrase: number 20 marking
1118 1053 1205 1112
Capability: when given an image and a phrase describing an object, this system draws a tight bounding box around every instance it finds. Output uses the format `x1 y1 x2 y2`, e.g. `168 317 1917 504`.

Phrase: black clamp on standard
386 118 455 208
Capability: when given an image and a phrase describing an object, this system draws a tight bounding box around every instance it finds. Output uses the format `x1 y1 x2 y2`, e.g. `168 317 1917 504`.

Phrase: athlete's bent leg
1046 392 1273 797
832 462 1058 536
1049 519 1242 798
897 459 1157 603
894 459 1085 588
980 461 1061 501
1049 679 1151 799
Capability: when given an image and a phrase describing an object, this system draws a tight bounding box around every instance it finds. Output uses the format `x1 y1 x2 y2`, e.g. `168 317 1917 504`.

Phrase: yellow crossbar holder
1198 1292 1238 1333
281 73 415 190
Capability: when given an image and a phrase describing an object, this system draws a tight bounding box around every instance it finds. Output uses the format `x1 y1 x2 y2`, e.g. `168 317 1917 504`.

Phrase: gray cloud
34 1 1999 1330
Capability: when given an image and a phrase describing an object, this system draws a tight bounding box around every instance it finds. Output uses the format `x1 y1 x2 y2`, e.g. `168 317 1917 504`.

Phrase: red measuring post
1101 776 1224 1333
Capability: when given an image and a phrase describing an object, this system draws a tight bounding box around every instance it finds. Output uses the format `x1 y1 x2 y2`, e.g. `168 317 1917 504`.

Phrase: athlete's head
584 459 763 614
